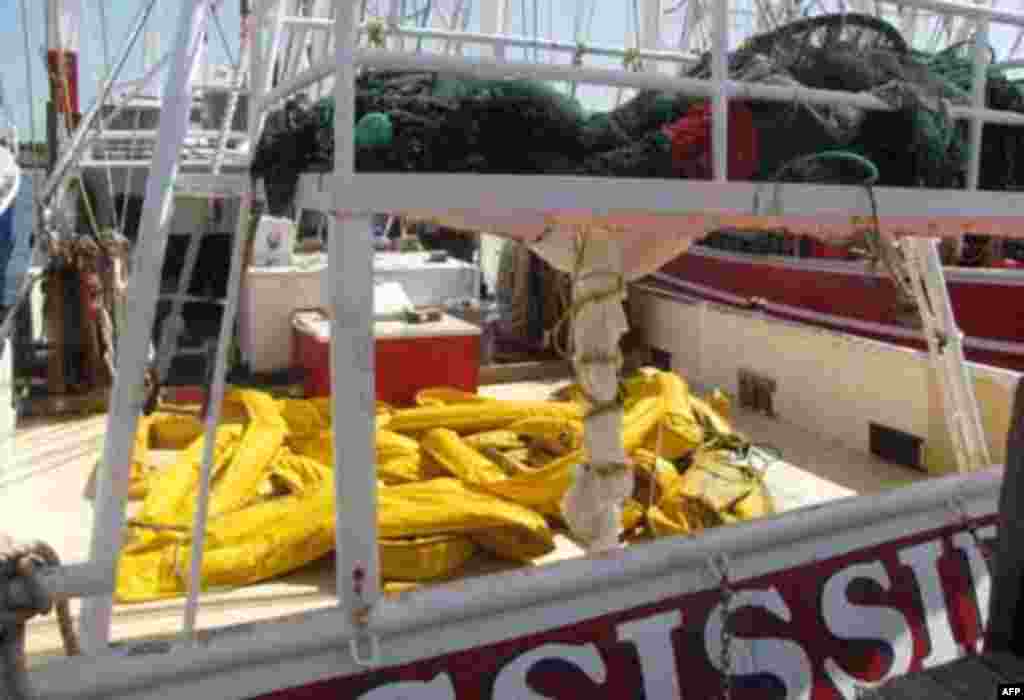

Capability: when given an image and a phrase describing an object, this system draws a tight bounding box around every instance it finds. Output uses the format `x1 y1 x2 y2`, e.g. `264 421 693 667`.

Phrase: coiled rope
0 536 79 699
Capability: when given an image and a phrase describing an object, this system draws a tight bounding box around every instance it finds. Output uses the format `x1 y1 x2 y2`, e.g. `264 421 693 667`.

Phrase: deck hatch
869 422 925 471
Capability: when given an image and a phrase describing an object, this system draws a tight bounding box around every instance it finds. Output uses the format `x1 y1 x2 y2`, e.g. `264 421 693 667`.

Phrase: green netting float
356 112 394 149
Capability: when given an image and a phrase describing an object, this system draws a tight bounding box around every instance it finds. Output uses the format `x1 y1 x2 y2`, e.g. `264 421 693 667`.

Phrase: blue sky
0 0 1019 142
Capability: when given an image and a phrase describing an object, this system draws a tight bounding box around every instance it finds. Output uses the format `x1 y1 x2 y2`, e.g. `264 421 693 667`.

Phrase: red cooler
291 308 481 405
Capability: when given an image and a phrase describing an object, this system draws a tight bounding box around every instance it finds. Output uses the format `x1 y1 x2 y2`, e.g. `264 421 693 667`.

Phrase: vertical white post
251 1 266 104
331 0 380 624
640 0 662 72
179 3 259 646
284 1 313 86
318 0 337 98
710 0 729 182
479 0 508 59
966 19 989 192
534 234 631 552
387 0 404 51
78 0 211 654
264 0 291 107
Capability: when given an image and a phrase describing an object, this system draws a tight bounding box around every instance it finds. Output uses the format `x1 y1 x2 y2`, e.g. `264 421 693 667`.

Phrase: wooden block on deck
866 652 1024 699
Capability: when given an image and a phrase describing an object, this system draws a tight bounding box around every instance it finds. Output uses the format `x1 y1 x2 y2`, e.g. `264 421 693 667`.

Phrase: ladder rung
160 294 226 306
171 173 251 199
174 347 211 357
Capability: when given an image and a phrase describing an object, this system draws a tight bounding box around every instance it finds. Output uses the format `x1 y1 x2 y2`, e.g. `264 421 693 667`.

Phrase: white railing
60 0 1024 672
307 0 1024 670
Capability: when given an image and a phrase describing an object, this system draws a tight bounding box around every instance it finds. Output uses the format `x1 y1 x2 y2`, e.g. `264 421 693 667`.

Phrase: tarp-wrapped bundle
116 368 777 603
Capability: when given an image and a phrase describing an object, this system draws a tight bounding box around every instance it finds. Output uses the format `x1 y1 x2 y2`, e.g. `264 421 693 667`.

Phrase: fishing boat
3 0 1024 698
652 240 1024 372
634 5 1024 374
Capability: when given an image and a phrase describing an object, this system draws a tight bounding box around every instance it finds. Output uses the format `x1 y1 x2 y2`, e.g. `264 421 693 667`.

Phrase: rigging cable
210 1 239 68
95 0 123 235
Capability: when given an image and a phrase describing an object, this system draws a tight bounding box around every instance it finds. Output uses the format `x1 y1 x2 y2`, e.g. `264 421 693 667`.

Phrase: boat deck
5 377 925 666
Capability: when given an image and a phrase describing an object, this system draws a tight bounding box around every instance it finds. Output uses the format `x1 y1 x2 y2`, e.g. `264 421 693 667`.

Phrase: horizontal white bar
383 25 698 65
259 49 1024 129
278 16 699 65
34 562 114 601
283 16 332 29
318 172 1024 222
875 0 1024 27
80 159 247 169
32 466 1000 698
95 130 249 141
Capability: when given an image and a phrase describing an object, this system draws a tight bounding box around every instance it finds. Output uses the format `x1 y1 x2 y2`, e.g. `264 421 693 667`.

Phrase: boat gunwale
30 462 1001 699
683 243 1024 285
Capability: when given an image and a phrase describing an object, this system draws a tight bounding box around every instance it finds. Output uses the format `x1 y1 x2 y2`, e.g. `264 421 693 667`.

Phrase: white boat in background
5 1 1024 699
0 132 22 221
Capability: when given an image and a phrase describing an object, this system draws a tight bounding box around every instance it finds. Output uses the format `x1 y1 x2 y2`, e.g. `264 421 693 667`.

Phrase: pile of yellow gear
116 369 775 603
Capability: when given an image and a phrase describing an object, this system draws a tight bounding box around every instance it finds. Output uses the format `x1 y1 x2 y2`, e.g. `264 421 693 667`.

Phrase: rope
548 230 628 413
770 149 918 308
209 2 239 68
0 536 79 700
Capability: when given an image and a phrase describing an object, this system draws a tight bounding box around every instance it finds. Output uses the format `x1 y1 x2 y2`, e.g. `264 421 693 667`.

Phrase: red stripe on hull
659 252 1024 371
255 517 995 700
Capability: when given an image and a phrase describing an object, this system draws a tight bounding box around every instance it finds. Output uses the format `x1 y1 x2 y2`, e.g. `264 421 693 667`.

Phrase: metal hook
349 630 382 667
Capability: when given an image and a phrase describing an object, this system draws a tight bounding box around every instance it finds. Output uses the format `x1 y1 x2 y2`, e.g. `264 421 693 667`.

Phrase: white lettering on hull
821 560 914 699
616 611 685 700
344 522 996 700
704 587 814 700
899 539 963 665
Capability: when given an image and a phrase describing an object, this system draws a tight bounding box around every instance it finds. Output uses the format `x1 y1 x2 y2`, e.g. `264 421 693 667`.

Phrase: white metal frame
904 237 993 472
26 0 1024 693
77 0 216 653
241 0 1024 653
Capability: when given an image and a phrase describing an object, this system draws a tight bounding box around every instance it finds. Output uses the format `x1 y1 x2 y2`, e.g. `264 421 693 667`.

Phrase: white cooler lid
300 313 482 341
374 281 415 319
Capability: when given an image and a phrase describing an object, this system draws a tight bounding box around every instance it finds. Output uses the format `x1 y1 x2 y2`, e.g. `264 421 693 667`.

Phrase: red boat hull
655 247 1024 371
258 516 994 700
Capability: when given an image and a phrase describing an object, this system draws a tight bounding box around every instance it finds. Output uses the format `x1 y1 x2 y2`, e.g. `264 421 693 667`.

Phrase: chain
710 553 735 700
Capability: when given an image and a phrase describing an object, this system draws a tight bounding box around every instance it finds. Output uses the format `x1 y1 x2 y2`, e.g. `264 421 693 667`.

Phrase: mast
43 0 82 397
45 0 82 152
